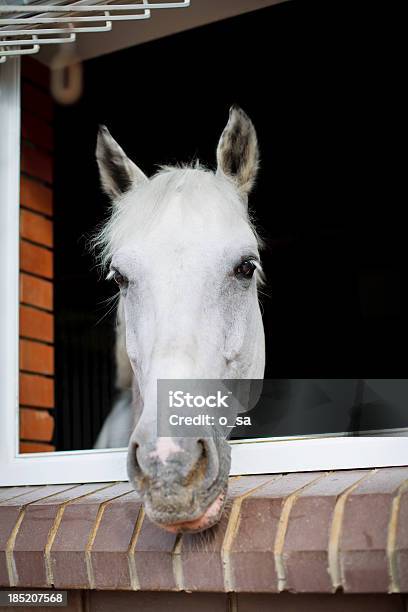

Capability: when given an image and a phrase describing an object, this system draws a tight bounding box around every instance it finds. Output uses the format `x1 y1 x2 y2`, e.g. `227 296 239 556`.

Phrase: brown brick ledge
0 468 407 594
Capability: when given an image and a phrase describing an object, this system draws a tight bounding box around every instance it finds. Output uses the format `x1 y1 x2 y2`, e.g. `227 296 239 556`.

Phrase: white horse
93 106 265 532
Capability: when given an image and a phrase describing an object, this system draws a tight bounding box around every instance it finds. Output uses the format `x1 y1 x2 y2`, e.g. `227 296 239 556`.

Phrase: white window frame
0 58 407 487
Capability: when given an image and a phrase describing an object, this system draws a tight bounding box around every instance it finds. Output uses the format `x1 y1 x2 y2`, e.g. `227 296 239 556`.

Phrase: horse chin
152 490 226 534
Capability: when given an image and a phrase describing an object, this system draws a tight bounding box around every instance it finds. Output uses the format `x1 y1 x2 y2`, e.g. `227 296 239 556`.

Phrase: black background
54 0 406 449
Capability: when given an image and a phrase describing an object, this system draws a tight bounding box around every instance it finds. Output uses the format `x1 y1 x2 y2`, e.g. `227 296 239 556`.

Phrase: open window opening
17 0 408 457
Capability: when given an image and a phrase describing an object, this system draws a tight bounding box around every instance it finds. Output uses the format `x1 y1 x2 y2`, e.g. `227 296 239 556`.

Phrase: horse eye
234 260 256 279
113 270 128 287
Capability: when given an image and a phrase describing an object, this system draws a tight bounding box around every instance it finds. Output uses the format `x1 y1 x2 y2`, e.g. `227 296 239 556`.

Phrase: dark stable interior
53 0 406 450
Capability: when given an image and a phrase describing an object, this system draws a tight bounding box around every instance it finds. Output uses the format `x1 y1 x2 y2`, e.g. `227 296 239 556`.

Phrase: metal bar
0 0 147 26
0 0 189 64
0 0 189 12
0 7 112 36
0 43 39 54
0 14 112 34
0 11 148 22
1 32 75 43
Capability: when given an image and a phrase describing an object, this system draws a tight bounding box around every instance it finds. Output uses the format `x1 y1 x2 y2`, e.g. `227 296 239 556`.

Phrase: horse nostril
197 439 207 462
197 439 208 474
198 438 219 488
182 439 208 488
181 438 219 489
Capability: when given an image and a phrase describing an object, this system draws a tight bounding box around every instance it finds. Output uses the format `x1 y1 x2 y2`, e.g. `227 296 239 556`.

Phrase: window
1 1 407 487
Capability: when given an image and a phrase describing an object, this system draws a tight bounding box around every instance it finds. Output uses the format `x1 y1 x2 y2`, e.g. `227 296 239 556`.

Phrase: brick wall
1 469 408 594
19 58 55 453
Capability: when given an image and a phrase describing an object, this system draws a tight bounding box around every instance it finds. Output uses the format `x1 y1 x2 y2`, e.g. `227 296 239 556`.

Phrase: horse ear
216 105 259 198
96 125 148 199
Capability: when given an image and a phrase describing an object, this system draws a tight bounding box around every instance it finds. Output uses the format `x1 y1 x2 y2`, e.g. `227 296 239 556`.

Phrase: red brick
393 484 408 592
20 408 54 442
90 489 140 590
20 442 55 453
19 373 54 408
13 485 109 587
20 176 53 217
21 142 53 185
21 81 53 123
20 274 53 311
180 476 274 592
51 483 132 589
229 473 323 593
0 486 76 587
22 112 53 152
20 340 54 375
20 210 53 248
22 57 50 90
132 513 178 591
20 241 53 279
283 470 370 593
340 467 408 593
20 305 53 343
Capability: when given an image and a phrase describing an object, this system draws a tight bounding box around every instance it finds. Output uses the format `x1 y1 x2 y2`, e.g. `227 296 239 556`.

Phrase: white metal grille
0 0 190 62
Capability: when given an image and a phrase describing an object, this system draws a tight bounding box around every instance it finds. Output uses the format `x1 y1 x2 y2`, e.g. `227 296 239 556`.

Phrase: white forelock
92 165 263 272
